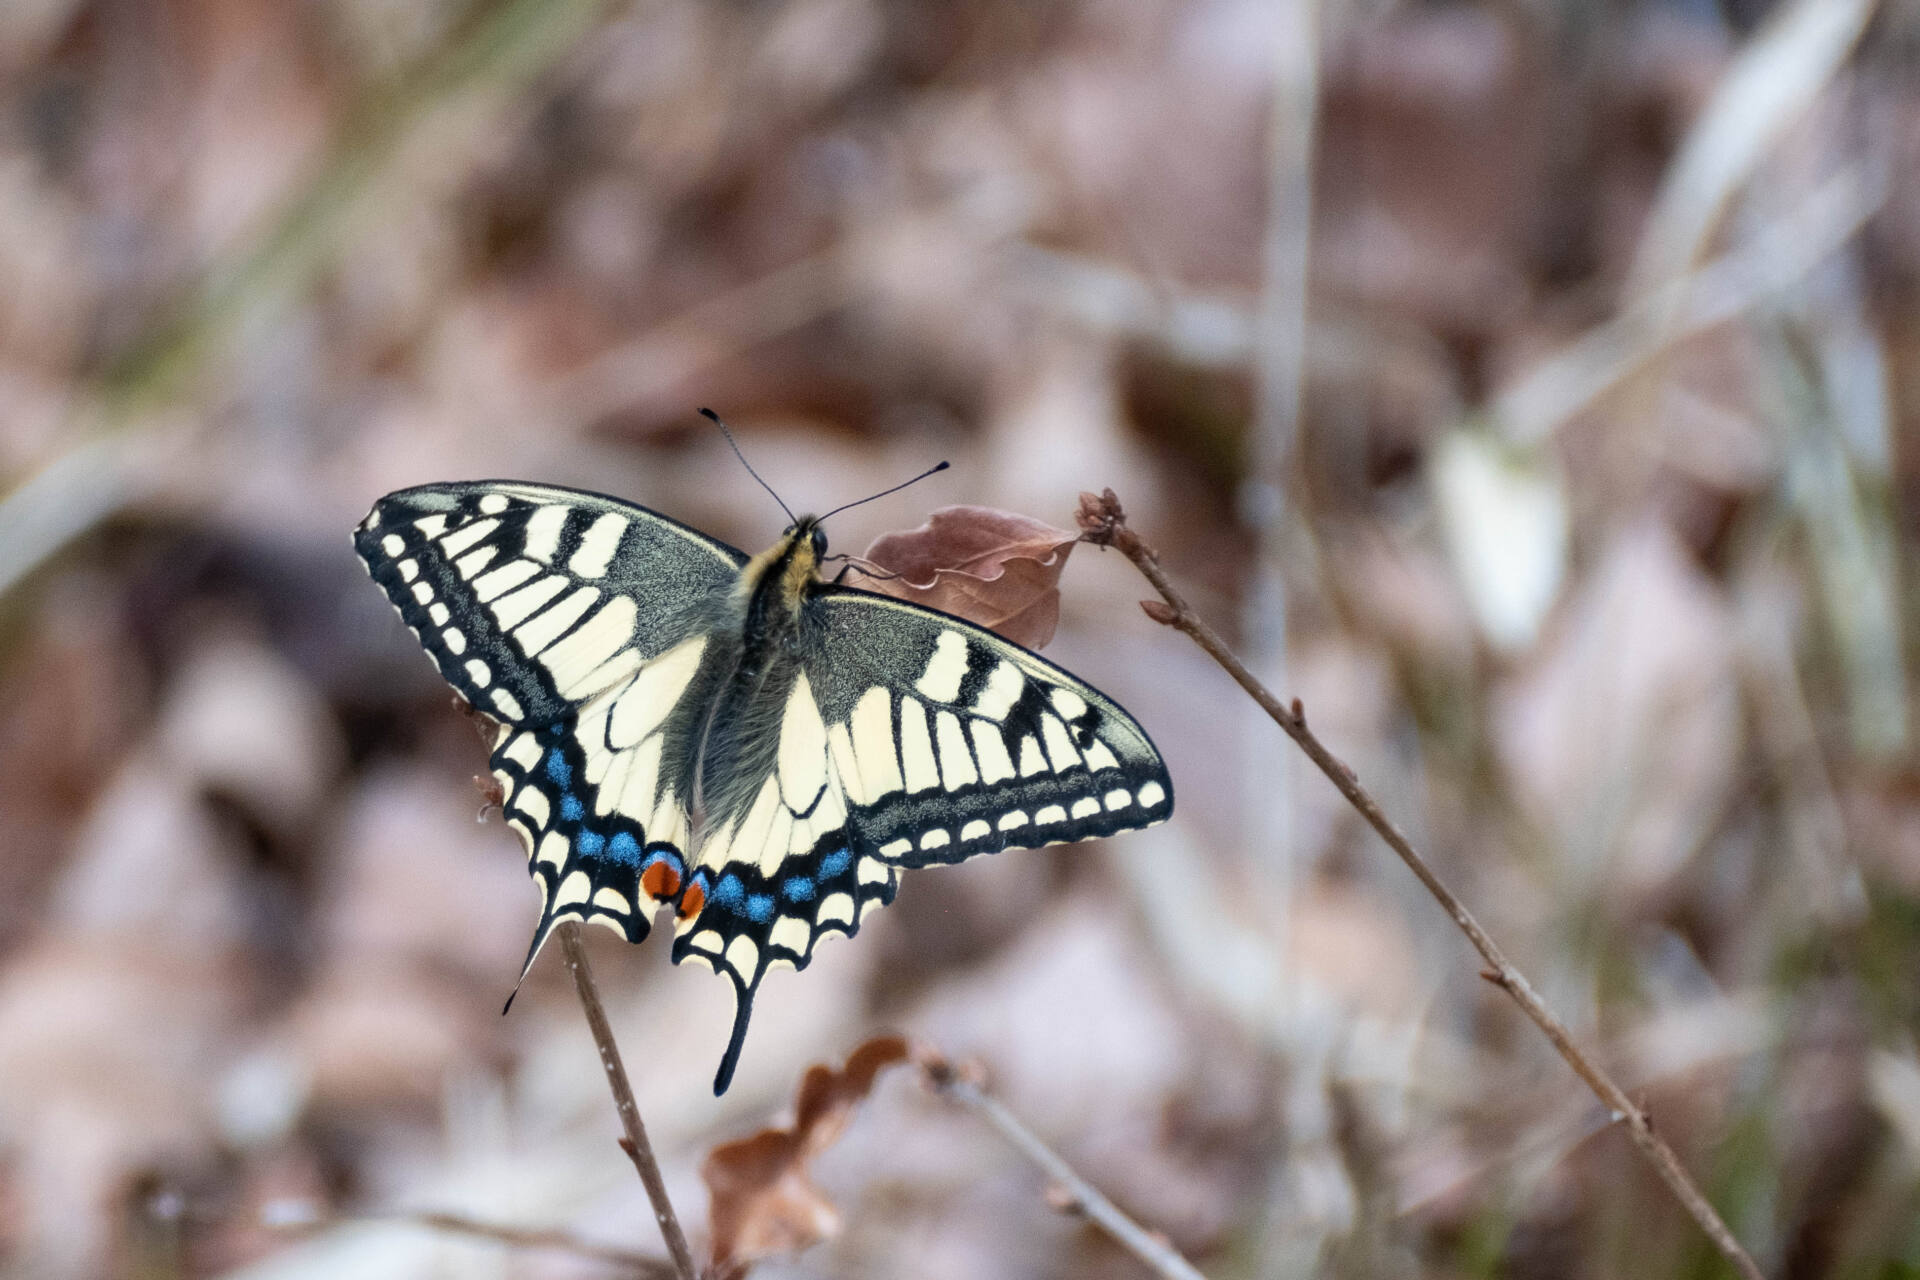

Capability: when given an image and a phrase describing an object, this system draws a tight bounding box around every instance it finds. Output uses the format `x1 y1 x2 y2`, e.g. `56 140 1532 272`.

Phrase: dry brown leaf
857 507 1077 649
701 1035 913 1272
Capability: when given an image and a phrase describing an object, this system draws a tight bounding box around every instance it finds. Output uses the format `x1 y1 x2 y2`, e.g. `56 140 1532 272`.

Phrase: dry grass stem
557 921 700 1280
1077 490 1767 1280
1252 0 1319 473
264 1207 677 1275
547 249 850 426
1493 164 1881 447
396 1211 679 1276
922 1056 1210 1280
1624 0 1877 300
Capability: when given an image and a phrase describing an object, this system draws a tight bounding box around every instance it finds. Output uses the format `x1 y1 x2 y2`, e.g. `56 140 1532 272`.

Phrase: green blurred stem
102 0 618 415
558 922 700 1280
0 0 623 604
1078 490 1769 1280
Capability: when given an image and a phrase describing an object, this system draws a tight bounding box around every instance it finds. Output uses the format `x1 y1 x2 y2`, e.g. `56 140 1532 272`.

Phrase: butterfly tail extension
501 916 559 1014
500 874 655 1013
672 826 902 1094
713 978 757 1095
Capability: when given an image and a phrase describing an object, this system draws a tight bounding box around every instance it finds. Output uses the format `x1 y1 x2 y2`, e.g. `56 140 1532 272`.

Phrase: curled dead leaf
472 774 505 813
855 506 1077 649
701 1035 913 1271
1075 489 1123 544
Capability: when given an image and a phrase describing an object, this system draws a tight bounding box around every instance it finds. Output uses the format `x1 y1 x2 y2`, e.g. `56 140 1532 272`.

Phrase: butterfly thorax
732 517 827 659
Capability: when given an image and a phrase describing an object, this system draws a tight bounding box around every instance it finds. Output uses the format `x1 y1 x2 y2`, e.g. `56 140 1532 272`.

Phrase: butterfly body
356 482 1171 1093
695 518 826 826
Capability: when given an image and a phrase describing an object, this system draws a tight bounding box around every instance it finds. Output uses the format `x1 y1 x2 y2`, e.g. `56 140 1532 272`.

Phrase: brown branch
558 921 701 1280
921 1056 1211 1280
264 1206 676 1276
400 1211 680 1276
1076 489 1767 1280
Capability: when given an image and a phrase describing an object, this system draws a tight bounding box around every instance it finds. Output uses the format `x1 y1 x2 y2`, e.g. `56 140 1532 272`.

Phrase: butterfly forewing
357 482 746 721
810 591 1172 859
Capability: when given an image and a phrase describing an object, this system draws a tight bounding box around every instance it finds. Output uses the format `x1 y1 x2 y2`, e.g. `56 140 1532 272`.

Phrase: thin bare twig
558 921 701 1280
398 1210 680 1276
921 1056 1210 1280
264 1205 676 1276
1076 490 1767 1280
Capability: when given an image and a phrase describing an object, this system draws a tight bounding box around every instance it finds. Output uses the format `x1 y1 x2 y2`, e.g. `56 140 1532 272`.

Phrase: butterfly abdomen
696 658 802 829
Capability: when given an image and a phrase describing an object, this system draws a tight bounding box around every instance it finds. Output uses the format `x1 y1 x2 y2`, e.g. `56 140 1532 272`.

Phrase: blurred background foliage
0 0 1916 1276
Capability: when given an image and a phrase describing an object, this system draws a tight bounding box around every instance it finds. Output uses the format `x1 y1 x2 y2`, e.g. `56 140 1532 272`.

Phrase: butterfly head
785 516 829 565
738 515 831 620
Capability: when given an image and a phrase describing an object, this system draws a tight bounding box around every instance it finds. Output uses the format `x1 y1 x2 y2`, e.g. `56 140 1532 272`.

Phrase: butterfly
355 479 1173 1093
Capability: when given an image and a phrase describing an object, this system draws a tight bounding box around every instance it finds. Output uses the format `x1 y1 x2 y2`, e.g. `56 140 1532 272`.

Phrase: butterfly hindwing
672 588 1172 1092
669 664 904 1092
357 483 747 971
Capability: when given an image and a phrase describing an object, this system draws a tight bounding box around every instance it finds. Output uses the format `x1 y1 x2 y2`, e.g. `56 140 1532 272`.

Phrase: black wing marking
672 589 1172 1094
356 482 747 980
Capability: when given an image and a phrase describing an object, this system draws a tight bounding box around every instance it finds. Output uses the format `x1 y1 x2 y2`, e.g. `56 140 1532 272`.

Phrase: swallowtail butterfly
355 480 1173 1092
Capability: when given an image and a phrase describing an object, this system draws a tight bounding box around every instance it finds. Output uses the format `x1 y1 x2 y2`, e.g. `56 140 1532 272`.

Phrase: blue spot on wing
641 848 682 874
607 832 641 865
745 894 774 922
560 794 584 822
819 848 851 878
712 873 745 910
782 876 816 902
545 751 573 787
577 830 606 856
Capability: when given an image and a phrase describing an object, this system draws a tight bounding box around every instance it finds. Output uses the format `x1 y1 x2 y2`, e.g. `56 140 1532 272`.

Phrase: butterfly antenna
817 460 951 525
699 407 796 526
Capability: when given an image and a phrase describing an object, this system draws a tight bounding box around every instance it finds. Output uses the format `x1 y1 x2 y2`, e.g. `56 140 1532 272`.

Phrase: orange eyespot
642 860 682 902
677 880 706 921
